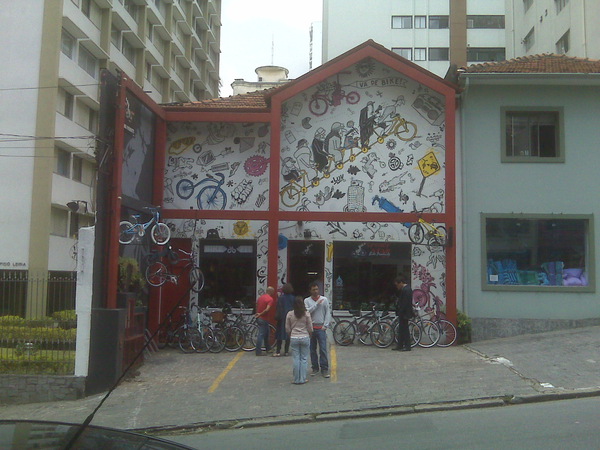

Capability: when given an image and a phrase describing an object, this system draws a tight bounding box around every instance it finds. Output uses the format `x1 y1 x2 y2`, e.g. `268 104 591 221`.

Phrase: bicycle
229 301 260 351
393 306 440 348
408 217 447 248
176 306 214 353
145 245 205 293
309 72 360 116
155 305 186 349
210 305 246 352
176 172 227 210
119 207 171 245
372 113 418 145
332 303 383 346
280 170 319 208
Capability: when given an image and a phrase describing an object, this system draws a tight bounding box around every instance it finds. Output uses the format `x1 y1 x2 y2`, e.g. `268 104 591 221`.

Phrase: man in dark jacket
392 276 414 351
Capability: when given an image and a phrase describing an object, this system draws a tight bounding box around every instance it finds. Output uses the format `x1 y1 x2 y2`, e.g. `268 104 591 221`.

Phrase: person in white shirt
304 282 331 378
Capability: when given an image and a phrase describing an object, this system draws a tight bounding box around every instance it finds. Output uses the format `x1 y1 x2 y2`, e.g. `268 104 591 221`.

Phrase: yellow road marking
330 345 337 382
208 351 244 393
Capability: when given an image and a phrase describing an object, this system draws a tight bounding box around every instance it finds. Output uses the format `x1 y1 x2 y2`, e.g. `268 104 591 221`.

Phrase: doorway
287 240 325 298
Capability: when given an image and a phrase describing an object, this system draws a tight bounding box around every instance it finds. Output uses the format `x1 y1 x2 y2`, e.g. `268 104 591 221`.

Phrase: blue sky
219 0 322 97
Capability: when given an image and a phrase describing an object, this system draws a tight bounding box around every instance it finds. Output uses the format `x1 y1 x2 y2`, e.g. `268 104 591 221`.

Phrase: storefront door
287 240 325 298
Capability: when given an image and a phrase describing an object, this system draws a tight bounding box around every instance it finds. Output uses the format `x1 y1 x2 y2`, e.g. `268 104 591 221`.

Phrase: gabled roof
461 53 600 74
163 40 457 112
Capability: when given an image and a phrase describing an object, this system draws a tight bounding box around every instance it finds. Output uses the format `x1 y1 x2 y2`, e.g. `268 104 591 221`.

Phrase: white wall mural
280 58 446 214
164 122 271 211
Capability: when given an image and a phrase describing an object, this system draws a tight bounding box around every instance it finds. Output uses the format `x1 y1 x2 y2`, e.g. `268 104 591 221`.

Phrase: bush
0 316 26 327
52 309 76 322
457 310 472 344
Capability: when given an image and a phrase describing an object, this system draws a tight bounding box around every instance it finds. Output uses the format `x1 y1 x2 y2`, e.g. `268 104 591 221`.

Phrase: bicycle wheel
268 323 277 349
242 323 259 351
417 320 440 348
346 91 360 104
395 121 417 141
408 223 425 244
427 225 447 249
209 328 226 353
223 326 245 352
436 319 457 347
197 186 227 210
119 221 136 244
358 317 376 345
309 96 328 116
193 326 214 353
176 178 195 200
408 320 421 347
280 184 302 208
178 326 197 353
371 321 394 348
145 261 168 287
333 320 356 346
151 222 171 245
189 266 205 293
156 326 169 349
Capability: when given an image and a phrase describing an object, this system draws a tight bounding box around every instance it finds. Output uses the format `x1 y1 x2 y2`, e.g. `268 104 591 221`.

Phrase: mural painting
160 58 448 315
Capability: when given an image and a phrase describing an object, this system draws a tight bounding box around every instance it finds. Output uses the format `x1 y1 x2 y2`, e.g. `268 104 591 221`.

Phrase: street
159 397 600 449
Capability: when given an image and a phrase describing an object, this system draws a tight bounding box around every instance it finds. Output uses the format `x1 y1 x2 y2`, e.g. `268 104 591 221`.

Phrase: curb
137 391 600 437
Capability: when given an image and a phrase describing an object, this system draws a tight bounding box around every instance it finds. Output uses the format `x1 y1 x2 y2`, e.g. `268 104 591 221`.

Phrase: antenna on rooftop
271 34 274 65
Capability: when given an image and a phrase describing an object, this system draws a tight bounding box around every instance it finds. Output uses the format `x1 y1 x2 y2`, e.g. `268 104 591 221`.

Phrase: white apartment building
323 0 506 78
506 0 600 59
0 0 221 282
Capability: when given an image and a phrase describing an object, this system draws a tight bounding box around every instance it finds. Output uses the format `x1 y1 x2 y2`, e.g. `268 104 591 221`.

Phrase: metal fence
0 271 77 375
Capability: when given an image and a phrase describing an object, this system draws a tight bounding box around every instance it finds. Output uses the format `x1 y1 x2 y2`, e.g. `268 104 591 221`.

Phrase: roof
163 40 457 112
162 88 273 111
460 53 600 74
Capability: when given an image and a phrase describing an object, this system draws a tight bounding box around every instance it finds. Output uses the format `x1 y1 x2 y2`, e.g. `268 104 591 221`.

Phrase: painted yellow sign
418 151 441 178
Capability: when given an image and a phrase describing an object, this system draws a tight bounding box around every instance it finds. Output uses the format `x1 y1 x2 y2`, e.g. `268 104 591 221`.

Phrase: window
555 0 569 13
123 0 137 20
61 28 75 59
55 148 70 177
78 46 97 78
483 215 592 290
429 16 449 29
111 26 121 49
523 0 533 12
72 156 83 182
467 48 505 62
429 48 449 61
147 20 154 42
556 30 570 54
502 108 563 161
414 48 426 61
523 27 535 51
392 48 412 60
122 38 136 65
81 0 91 17
414 16 426 29
51 207 69 237
392 16 412 29
72 156 94 185
467 15 505 29
57 89 75 119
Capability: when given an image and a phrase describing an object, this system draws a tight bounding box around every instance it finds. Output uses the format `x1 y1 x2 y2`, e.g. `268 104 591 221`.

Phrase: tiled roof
162 88 273 111
461 53 600 74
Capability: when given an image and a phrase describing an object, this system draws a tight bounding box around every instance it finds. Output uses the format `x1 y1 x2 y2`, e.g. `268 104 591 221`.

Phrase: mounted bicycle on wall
408 216 450 249
119 207 171 245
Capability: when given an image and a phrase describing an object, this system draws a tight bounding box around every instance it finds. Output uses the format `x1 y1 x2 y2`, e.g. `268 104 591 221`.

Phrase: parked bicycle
408 217 447 248
392 306 440 348
332 303 387 346
176 172 227 210
145 245 204 293
119 207 171 245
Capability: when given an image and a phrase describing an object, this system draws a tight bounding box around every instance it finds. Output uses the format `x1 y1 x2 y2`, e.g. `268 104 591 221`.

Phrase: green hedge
0 326 76 343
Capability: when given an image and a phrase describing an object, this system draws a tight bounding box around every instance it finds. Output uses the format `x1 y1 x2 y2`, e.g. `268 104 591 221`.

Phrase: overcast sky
219 0 323 97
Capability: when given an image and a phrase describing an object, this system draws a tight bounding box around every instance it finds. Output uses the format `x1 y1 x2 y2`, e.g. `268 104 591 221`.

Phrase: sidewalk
0 326 599 433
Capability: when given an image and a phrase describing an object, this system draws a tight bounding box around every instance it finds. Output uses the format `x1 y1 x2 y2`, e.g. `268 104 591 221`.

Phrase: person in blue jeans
255 286 275 356
286 296 313 384
304 282 331 378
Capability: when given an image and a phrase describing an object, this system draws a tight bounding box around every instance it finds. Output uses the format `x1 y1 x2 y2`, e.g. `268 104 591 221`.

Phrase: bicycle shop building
106 40 458 336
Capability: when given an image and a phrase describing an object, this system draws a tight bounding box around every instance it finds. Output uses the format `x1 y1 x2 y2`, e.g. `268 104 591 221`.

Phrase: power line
0 83 100 92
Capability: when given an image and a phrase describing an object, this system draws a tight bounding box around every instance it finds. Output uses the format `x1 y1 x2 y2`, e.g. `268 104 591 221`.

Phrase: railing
0 271 77 375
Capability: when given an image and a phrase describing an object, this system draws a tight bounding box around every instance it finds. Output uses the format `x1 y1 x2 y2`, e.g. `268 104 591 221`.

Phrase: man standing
304 282 331 378
392 276 414 351
255 286 275 356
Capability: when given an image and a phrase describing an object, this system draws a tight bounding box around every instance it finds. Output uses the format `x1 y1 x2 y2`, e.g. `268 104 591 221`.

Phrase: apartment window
51 207 69 237
556 30 570 54
523 0 533 12
78 46 97 78
414 16 426 29
147 20 154 42
467 15 505 29
502 108 563 161
392 16 412 29
72 156 83 182
81 0 91 17
429 48 449 61
146 62 152 81
111 26 121 49
484 215 592 290
467 48 505 62
122 38 136 65
523 27 535 51
392 48 412 60
414 48 426 61
123 0 137 20
555 0 569 13
72 156 94 185
429 16 449 29
57 89 75 119
61 29 76 59
55 148 70 177
88 108 98 133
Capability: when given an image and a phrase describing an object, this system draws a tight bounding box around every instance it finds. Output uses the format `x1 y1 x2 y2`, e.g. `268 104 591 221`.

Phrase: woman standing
273 283 295 356
285 295 313 384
